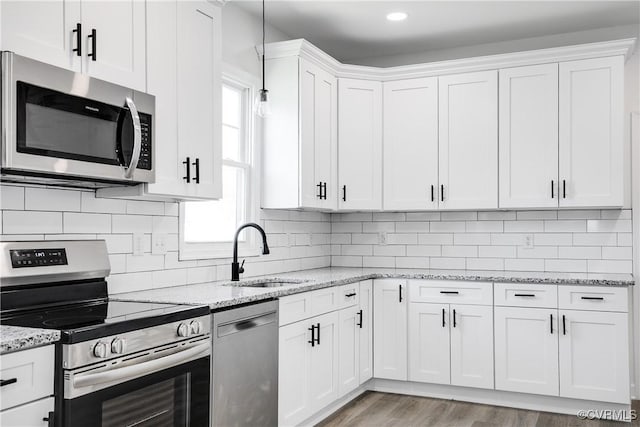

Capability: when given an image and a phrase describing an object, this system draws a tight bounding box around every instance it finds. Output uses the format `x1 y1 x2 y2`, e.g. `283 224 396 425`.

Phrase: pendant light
255 0 271 118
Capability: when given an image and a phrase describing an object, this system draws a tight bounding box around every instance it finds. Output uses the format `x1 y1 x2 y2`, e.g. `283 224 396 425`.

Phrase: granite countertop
1 325 61 355
115 267 635 311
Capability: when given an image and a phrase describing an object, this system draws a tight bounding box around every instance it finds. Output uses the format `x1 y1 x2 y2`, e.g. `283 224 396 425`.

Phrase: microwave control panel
137 112 152 170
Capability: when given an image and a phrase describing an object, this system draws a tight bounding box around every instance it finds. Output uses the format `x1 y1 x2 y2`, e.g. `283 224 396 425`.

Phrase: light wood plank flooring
316 392 640 427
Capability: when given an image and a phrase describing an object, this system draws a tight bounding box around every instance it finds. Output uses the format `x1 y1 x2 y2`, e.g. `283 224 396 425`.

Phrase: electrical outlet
132 233 145 256
523 234 534 249
378 232 388 245
152 233 168 255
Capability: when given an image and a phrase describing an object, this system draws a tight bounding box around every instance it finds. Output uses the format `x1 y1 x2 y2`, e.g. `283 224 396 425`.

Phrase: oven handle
122 96 142 179
73 342 209 388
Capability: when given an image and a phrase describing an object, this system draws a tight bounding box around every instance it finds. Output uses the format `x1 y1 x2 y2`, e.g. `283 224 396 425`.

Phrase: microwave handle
122 97 142 179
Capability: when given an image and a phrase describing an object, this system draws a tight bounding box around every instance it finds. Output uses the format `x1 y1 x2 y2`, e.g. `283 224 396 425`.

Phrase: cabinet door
383 77 439 210
338 78 382 210
338 306 360 397
300 59 337 210
408 303 450 385
0 1 81 71
0 397 53 427
494 307 559 396
559 56 624 207
450 304 494 389
559 310 629 403
373 280 408 380
358 280 373 384
439 71 498 210
278 320 312 426
81 0 146 90
499 64 559 209
309 311 339 413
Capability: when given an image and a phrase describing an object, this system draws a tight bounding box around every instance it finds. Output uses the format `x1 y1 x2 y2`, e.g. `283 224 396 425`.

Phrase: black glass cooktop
1 299 209 343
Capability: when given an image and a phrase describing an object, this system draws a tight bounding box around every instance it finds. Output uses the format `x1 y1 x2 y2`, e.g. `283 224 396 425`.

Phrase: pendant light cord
262 0 266 92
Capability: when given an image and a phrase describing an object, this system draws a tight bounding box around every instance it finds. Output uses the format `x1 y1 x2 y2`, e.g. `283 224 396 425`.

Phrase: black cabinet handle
453 309 457 328
322 182 327 200
183 157 191 183
442 308 446 327
357 309 363 328
88 28 97 61
192 158 200 184
439 290 459 294
514 293 535 297
43 411 55 427
551 180 555 199
431 185 435 202
308 325 315 347
440 184 444 202
562 179 566 198
550 313 553 334
0 378 17 387
342 185 347 202
398 284 403 303
562 314 566 335
317 182 323 199
581 296 604 300
315 323 320 345
73 23 82 56
345 292 357 297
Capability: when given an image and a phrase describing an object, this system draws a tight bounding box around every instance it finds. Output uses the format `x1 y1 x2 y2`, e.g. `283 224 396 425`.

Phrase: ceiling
233 1 640 62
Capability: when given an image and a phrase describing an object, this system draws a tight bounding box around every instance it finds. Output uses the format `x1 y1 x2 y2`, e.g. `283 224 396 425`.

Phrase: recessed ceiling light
386 12 408 22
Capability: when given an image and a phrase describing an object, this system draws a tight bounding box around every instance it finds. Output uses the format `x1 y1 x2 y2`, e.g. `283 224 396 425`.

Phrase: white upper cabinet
338 78 383 210
499 64 559 209
263 57 337 210
559 56 624 208
0 0 82 72
80 0 146 91
373 280 407 380
383 78 439 211
438 71 498 210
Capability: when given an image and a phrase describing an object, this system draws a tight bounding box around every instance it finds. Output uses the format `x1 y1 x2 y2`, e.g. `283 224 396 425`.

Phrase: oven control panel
9 248 68 268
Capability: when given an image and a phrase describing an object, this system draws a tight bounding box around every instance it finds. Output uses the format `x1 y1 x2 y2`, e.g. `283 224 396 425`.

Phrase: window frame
179 68 261 261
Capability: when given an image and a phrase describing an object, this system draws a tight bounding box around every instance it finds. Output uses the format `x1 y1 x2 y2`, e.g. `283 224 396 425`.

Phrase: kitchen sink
225 279 306 288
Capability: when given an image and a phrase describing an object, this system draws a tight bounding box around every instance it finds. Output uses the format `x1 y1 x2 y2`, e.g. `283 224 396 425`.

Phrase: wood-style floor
316 392 640 427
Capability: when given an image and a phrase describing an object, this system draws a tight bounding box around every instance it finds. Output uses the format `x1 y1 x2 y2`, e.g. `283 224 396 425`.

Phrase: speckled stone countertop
115 267 635 311
1 325 61 355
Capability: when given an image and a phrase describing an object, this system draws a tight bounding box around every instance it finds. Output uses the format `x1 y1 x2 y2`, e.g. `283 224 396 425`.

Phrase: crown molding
257 37 637 81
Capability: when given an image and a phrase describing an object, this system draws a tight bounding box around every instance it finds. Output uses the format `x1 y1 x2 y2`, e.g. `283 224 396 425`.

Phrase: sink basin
225 279 306 288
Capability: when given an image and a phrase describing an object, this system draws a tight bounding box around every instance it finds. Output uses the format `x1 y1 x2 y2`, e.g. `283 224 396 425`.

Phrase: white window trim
179 66 261 261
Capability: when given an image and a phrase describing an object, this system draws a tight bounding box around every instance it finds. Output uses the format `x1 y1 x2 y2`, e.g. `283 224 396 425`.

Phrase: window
180 76 257 259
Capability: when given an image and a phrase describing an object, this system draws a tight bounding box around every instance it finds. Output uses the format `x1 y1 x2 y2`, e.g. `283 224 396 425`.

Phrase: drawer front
558 286 628 312
494 283 558 308
0 346 54 411
310 287 339 317
0 397 53 427
336 283 360 310
409 280 493 305
279 292 312 326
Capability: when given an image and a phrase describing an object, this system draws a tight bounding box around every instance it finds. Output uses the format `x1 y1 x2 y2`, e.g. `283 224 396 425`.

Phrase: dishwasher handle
217 311 277 337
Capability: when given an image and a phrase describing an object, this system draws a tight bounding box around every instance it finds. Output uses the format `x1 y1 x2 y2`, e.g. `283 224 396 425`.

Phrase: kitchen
0 0 638 426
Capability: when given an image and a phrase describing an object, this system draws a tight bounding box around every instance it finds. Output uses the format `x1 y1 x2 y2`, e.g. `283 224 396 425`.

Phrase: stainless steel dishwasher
212 300 278 427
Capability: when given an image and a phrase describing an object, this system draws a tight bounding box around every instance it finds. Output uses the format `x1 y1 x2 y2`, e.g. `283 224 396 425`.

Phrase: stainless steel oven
1 51 155 186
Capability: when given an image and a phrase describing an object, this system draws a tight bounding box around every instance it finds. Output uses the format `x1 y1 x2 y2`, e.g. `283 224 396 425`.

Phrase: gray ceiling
233 1 640 62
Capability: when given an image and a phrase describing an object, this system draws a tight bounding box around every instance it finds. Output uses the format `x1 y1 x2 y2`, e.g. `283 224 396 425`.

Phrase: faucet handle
239 259 245 274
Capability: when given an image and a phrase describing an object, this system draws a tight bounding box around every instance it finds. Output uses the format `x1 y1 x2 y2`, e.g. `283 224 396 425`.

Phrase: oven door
62 341 210 427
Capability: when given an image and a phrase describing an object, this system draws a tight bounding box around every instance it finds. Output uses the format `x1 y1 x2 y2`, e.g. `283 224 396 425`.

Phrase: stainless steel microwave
1 52 155 187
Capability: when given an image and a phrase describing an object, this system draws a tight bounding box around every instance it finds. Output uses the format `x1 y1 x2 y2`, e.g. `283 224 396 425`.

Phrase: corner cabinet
262 57 338 210
338 79 383 211
99 0 222 201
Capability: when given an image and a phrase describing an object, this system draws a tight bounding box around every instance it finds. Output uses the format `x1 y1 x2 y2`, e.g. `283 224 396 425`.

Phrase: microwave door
116 97 142 179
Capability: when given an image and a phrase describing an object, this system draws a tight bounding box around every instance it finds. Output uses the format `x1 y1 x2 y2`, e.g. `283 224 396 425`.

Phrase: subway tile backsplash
0 184 634 296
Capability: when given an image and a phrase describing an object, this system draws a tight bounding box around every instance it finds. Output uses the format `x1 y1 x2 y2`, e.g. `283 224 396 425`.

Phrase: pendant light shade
255 0 271 118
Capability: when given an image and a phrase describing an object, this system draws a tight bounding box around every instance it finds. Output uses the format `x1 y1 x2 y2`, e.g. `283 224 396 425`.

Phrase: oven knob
189 320 202 335
177 322 190 337
111 338 127 355
93 341 109 358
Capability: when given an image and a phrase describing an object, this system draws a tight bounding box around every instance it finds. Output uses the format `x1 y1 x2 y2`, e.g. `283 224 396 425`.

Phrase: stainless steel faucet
231 223 270 281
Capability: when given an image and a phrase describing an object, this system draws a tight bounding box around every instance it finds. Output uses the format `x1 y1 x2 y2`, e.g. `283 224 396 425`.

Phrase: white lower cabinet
494 306 559 396
408 302 450 384
338 306 360 397
358 280 373 384
308 312 340 412
558 310 629 404
0 397 53 427
373 280 408 380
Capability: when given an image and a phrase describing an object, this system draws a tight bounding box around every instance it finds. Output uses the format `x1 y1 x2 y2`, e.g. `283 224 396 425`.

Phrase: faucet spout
231 223 270 281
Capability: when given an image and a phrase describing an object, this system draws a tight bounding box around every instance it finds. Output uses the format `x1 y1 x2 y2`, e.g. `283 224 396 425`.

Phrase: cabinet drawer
0 397 53 427
310 287 339 317
279 287 339 326
494 283 558 308
0 346 54 411
336 283 360 310
558 286 628 312
409 280 493 305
